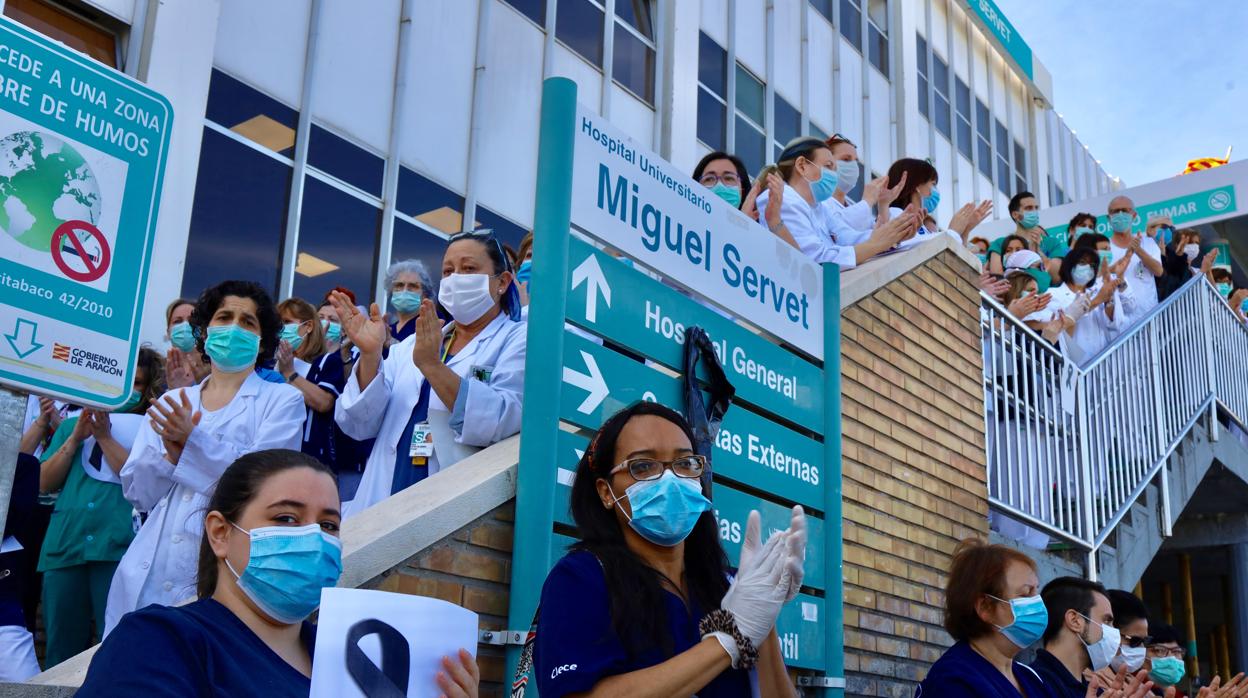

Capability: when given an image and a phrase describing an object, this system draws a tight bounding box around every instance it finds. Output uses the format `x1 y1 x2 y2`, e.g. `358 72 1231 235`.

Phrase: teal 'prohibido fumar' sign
0 17 172 408
507 77 847 695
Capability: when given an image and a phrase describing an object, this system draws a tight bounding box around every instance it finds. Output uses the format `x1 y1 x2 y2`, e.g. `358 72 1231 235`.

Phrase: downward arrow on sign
5 318 43 359
570 254 612 323
562 350 609 414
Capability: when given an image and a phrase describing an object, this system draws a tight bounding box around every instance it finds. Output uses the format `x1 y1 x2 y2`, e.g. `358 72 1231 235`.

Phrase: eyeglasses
1147 645 1185 659
448 229 513 272
698 172 740 187
828 133 856 147
609 455 708 481
1122 634 1154 649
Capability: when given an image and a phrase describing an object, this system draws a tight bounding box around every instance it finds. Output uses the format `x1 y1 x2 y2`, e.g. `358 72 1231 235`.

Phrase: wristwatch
287 372 300 384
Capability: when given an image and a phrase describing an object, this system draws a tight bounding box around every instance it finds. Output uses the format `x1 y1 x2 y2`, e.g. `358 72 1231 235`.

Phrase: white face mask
1076 613 1121 671
1183 243 1200 262
1111 644 1147 672
438 273 497 325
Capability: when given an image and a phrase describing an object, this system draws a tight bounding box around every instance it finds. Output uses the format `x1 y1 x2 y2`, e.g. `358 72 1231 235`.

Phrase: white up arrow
562 350 609 414
570 254 611 323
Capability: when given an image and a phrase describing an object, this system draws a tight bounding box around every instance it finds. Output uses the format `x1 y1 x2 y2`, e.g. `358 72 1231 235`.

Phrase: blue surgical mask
1241 297 1248 314
116 390 143 413
835 160 860 192
1073 226 1095 241
1109 212 1136 233
391 290 422 314
988 594 1048 648
1218 282 1233 298
610 470 711 547
170 321 196 352
922 187 941 214
976 253 990 265
515 259 533 285
321 319 342 344
1020 211 1041 228
806 165 839 203
1149 656 1185 687
279 322 304 351
1156 224 1175 246
203 324 261 373
1073 264 1096 287
226 522 343 624
1098 250 1113 266
711 182 741 208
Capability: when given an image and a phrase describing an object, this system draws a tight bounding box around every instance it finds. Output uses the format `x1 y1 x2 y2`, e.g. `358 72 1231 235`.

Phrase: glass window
1015 175 1026 197
1013 140 1027 188
977 137 992 179
916 34 928 74
294 177 382 304
955 78 972 160
391 217 449 292
698 32 727 97
840 0 862 48
997 156 1010 194
556 0 604 66
396 167 466 233
868 24 888 75
995 120 1009 154
615 0 653 36
183 128 291 300
735 66 765 124
735 117 766 180
957 120 973 160
308 125 385 196
934 94 951 139
474 206 528 250
206 69 298 157
5 0 117 67
917 75 929 118
916 34 929 119
773 95 801 151
810 122 829 140
932 54 949 93
499 0 546 26
697 88 727 149
976 100 990 139
613 23 655 103
810 0 833 23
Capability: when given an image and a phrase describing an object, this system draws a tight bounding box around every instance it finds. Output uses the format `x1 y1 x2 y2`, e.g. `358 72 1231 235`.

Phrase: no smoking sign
50 219 111 283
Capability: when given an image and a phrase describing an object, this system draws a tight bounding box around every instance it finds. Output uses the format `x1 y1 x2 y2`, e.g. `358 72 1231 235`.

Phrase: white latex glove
722 511 790 646
782 505 807 602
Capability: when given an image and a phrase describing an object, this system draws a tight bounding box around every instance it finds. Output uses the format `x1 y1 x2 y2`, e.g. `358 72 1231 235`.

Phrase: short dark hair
692 151 751 210
189 280 283 367
1150 623 1184 646
196 449 336 598
1040 577 1108 644
886 158 939 211
1067 212 1097 233
133 346 165 414
943 539 1037 642
1107 589 1148 630
1212 268 1233 282
446 230 521 320
1059 246 1102 286
1073 232 1110 250
1009 192 1038 216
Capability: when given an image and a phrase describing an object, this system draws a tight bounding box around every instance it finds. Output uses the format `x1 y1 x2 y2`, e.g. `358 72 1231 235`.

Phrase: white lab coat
821 196 875 246
1045 282 1122 366
756 184 858 268
104 372 304 635
889 206 962 249
335 312 526 518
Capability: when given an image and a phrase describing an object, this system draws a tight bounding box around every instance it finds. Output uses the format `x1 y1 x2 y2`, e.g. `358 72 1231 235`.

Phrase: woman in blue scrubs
78 449 480 697
533 402 806 697
916 540 1153 698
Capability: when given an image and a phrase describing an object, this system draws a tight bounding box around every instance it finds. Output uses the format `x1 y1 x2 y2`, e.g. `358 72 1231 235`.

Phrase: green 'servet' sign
964 0 1033 79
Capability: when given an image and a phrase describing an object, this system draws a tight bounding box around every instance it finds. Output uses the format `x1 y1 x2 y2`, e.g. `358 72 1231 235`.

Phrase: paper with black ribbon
311 588 479 698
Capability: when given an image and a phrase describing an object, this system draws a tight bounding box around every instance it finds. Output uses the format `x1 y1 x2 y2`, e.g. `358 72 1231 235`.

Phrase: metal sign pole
0 387 27 541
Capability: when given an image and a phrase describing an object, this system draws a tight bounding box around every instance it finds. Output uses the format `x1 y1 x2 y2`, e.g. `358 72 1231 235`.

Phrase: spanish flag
1182 147 1232 175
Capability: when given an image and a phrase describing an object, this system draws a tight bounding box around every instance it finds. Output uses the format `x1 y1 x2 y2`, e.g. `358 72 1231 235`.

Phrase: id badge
471 365 494 382
409 423 434 463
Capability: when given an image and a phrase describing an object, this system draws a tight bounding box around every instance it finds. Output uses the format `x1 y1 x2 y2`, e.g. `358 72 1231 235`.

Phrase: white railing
981 275 1248 578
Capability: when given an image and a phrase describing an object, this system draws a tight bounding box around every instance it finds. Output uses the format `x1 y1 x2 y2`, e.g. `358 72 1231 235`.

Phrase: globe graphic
0 130 101 253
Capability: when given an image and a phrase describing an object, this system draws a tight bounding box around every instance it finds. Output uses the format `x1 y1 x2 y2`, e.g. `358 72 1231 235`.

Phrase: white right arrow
562 350 609 414
570 254 612 323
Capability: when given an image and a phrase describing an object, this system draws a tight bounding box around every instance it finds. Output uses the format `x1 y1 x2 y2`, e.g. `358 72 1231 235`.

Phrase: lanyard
440 329 456 364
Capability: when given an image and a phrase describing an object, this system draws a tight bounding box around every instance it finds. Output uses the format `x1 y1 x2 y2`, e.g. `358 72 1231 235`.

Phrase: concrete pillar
1231 543 1248 675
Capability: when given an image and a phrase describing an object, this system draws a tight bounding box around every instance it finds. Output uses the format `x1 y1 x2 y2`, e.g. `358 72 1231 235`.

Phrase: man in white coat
333 231 527 517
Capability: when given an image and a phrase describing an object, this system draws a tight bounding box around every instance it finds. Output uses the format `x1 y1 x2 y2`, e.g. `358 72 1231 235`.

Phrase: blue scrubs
534 551 753 697
300 350 347 467
916 641 1055 698
77 598 316 697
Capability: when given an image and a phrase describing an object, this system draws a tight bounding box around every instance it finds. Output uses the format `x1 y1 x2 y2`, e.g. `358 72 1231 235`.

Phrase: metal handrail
980 273 1248 579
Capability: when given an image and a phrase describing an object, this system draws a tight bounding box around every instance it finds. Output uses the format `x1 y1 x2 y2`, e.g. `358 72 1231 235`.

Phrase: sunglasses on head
449 229 512 272
828 133 856 148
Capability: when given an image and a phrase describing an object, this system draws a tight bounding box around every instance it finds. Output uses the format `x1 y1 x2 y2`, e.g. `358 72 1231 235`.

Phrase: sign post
507 77 844 694
0 17 173 410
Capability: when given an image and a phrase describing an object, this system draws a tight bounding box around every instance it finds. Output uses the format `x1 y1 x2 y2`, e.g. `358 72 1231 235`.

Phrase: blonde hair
276 297 327 361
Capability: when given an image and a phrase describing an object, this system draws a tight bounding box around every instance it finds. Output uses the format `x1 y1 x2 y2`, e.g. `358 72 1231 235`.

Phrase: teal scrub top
37 417 137 572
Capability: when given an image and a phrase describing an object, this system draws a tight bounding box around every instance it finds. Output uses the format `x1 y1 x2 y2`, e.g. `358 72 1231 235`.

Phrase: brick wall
363 501 516 698
839 250 988 697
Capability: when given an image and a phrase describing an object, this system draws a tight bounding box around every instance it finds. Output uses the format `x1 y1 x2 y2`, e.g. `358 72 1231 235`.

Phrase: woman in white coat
332 230 526 517
106 281 305 634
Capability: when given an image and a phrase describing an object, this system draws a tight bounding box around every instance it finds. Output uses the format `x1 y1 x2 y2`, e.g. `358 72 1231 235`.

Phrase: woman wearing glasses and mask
533 402 806 697
331 230 526 517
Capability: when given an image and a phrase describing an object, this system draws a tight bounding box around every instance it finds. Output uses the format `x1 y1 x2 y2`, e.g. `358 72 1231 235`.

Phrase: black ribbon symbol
88 443 104 471
346 618 410 697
